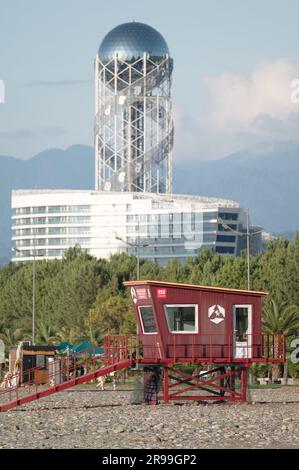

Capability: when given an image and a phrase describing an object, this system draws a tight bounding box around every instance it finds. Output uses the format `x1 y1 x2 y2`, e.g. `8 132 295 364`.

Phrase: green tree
262 298 299 382
214 255 248 289
186 249 224 286
55 326 85 344
87 293 136 337
0 327 27 351
256 238 291 304
162 259 189 283
35 318 58 345
108 253 138 288
51 254 110 331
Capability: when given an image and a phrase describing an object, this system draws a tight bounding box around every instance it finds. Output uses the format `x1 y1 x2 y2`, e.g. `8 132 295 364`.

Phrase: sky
1 0 299 161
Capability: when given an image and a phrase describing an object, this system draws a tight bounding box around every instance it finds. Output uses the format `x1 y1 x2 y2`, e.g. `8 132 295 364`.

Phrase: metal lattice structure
95 22 174 193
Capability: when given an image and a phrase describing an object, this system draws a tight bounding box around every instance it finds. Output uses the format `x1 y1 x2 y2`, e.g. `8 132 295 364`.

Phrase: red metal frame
162 365 248 402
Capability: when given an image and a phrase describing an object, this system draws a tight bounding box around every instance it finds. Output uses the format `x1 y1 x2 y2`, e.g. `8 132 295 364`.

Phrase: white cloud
205 59 299 129
175 59 299 161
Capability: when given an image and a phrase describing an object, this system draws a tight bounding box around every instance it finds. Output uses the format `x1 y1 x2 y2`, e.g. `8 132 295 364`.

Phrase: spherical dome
98 21 170 63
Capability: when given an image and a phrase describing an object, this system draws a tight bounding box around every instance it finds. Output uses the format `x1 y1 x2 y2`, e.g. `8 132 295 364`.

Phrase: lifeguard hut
105 280 285 403
0 280 285 412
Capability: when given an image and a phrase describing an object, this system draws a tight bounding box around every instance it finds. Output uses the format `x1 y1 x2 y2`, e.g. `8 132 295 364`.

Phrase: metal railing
0 347 105 409
103 333 285 364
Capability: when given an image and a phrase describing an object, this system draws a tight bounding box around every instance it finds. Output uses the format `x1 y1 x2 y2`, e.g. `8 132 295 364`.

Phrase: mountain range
0 142 298 261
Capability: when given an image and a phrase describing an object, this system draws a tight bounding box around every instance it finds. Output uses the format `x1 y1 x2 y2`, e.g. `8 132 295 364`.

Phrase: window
216 235 236 243
233 305 253 358
234 306 250 336
138 306 157 334
164 304 198 333
203 211 218 221
32 207 46 214
216 246 235 254
36 354 46 368
203 233 217 243
219 212 238 221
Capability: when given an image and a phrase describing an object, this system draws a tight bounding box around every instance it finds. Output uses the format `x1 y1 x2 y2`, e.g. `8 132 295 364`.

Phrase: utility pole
246 209 250 290
32 234 36 345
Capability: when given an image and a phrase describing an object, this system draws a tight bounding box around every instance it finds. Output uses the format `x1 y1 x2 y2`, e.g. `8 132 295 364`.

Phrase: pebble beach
0 386 298 449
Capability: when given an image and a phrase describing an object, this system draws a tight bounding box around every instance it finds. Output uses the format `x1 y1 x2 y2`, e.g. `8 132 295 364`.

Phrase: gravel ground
0 386 298 449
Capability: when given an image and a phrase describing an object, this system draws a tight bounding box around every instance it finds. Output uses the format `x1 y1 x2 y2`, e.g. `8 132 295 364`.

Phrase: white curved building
12 189 248 265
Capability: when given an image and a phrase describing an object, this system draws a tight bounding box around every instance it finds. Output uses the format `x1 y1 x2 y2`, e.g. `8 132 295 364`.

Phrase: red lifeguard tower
0 280 285 411
105 280 285 403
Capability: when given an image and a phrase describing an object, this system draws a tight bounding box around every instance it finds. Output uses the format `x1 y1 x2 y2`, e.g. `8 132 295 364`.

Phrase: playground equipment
0 280 285 412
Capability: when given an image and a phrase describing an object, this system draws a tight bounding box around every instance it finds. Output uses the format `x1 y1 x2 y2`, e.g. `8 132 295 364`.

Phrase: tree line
0 236 299 377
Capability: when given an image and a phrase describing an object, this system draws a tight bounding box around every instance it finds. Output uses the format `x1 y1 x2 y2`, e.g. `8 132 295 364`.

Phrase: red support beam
163 367 169 403
241 366 247 402
162 365 245 403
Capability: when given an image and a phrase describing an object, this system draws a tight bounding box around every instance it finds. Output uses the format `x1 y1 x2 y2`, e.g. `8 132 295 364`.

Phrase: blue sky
1 0 299 160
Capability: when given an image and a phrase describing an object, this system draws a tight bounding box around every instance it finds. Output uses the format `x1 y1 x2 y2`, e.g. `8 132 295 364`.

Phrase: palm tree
36 319 58 345
55 326 84 344
262 299 299 383
0 327 29 366
0 327 27 348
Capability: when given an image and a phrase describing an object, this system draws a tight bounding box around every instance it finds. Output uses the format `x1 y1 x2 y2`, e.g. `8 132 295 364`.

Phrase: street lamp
115 233 151 280
12 240 37 345
115 224 152 371
115 220 152 281
218 209 263 290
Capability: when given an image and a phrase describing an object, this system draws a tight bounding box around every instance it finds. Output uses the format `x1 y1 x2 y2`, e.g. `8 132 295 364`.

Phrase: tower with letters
94 21 173 193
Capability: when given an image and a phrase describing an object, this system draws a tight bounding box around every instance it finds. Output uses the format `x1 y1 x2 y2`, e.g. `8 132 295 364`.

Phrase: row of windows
127 246 198 256
216 246 235 254
126 223 219 240
216 235 236 243
219 212 239 221
139 305 195 334
14 249 91 258
139 304 250 335
14 205 90 215
15 216 91 226
126 212 205 224
15 238 91 247
14 249 64 257
126 211 239 224
14 227 91 236
126 236 201 245
126 230 235 245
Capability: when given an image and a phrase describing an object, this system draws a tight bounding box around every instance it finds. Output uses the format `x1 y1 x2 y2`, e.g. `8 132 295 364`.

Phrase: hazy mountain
0 142 298 261
0 145 94 262
173 142 299 233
